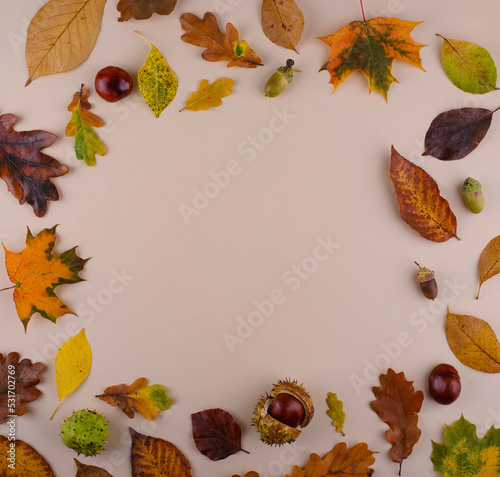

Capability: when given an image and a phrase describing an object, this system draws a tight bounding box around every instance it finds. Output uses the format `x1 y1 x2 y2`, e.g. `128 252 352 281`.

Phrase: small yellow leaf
136 32 178 118
51 329 92 419
326 392 345 435
477 235 500 298
182 78 234 112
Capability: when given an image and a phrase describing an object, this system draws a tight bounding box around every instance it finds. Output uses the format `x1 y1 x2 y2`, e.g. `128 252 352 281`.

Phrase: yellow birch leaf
136 32 178 118
326 392 345 435
446 308 500 373
25 0 107 86
477 235 500 299
51 329 92 419
181 78 234 112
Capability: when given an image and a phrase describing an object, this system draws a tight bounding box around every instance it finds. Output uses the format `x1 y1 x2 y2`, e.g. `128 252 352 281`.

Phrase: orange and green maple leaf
2 226 89 331
318 17 425 100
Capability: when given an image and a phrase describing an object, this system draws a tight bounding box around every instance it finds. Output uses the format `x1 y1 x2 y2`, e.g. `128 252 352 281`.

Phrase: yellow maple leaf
181 78 234 112
2 226 89 331
318 17 425 100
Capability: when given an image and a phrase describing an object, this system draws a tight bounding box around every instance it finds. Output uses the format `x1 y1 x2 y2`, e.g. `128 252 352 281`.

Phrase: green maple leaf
432 415 500 476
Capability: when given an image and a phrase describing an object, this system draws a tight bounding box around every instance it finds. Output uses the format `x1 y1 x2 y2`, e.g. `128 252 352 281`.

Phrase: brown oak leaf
191 408 247 461
285 442 375 477
0 436 55 476
117 0 177 21
0 114 68 217
0 352 44 424
370 368 424 476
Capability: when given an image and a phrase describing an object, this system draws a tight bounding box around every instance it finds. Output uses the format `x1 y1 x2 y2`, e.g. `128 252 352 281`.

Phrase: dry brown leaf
75 459 114 476
232 473 259 477
477 235 500 298
0 436 55 476
446 308 500 373
117 0 177 21
26 0 107 85
261 0 304 52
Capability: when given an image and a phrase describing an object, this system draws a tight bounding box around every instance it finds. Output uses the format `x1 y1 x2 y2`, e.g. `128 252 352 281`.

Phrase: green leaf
438 34 498 94
136 32 178 118
326 392 345 435
431 415 500 476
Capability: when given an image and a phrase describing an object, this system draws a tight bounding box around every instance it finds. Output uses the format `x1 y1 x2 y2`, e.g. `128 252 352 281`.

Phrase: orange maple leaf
318 17 425 99
2 226 88 331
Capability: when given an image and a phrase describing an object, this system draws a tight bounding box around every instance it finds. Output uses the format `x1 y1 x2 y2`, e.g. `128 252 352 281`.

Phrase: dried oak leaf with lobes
180 12 263 68
117 0 177 21
318 17 424 100
371 368 424 476
0 436 55 476
0 114 68 217
0 352 44 424
390 146 459 242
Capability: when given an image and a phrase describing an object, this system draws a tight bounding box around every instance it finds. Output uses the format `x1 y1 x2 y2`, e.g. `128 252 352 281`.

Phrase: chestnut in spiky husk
253 379 314 446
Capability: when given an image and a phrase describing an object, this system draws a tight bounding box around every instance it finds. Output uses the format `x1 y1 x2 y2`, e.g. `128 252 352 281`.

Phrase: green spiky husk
60 409 109 457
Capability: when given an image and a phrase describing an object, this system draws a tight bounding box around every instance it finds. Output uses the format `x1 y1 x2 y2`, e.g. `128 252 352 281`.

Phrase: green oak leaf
326 392 345 435
431 415 500 476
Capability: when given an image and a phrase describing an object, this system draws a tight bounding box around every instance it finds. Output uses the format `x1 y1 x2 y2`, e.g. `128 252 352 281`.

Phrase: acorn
264 60 301 97
253 379 314 446
415 262 438 300
462 178 484 214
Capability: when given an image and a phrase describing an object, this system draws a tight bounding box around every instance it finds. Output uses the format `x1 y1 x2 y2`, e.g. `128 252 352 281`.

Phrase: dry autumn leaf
25 0 107 85
446 308 500 373
97 377 173 420
318 17 424 100
477 235 500 298
51 329 93 419
180 12 263 68
0 352 44 424
232 473 259 477
191 408 247 461
75 459 114 476
0 436 55 476
390 146 459 242
0 114 68 217
371 368 424 475
2 226 88 330
261 0 304 53
285 442 375 477
117 0 177 21
66 86 105 167
423 107 499 160
130 428 192 477
326 392 345 436
181 78 234 112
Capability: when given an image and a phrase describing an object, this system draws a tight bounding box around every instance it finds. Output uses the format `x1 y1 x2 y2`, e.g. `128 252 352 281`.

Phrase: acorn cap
415 262 435 283
462 178 482 195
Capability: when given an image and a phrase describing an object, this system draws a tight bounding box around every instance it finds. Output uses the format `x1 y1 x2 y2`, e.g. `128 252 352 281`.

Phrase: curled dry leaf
438 34 497 94
431 415 500 477
130 428 192 477
97 377 173 420
371 368 424 476
285 442 375 477
261 0 304 53
191 408 247 461
117 0 177 21
476 235 500 299
180 12 263 68
0 352 44 424
26 0 106 85
3 226 89 330
0 114 68 217
181 78 234 112
232 473 259 477
390 146 459 242
423 107 498 160
446 308 500 373
75 459 114 476
0 436 55 476
326 392 345 436
318 17 424 100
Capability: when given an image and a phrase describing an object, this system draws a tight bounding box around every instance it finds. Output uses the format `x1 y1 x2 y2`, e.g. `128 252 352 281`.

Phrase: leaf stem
0 285 15 292
49 400 61 420
360 0 366 21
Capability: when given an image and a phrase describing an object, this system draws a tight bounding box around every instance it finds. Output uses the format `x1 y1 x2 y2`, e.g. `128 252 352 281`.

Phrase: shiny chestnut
428 363 461 405
95 66 133 103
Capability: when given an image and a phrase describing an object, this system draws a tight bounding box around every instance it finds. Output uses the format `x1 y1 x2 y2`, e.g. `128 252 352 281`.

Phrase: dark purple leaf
423 107 498 160
191 408 247 461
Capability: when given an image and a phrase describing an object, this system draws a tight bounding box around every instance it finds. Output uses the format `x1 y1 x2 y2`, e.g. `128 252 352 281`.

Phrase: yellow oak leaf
326 392 345 436
2 226 89 331
181 78 234 112
318 17 425 100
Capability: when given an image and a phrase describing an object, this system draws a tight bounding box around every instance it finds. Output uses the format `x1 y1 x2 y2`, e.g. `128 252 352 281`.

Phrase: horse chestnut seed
268 393 305 428
95 66 133 103
428 364 461 405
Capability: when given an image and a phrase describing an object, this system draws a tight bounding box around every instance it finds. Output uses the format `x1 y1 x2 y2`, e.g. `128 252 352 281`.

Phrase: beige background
1 0 500 475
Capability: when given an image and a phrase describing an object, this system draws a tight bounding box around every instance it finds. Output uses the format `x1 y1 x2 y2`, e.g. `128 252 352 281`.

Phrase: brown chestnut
428 363 461 405
95 66 133 103
268 393 305 428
